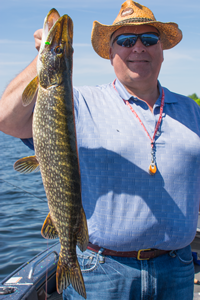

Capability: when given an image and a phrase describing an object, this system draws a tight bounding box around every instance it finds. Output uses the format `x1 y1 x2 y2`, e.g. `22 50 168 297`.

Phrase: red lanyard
112 80 165 175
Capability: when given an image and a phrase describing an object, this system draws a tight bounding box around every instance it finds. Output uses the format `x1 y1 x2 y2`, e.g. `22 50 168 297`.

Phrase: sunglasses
112 33 160 48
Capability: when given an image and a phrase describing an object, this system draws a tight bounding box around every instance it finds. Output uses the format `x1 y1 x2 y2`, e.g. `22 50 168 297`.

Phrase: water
0 131 58 281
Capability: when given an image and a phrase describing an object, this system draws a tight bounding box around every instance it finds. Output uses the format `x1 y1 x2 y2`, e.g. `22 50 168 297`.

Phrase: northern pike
14 9 88 298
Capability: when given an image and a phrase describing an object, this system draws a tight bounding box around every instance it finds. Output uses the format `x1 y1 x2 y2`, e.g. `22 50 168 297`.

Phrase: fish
14 8 88 299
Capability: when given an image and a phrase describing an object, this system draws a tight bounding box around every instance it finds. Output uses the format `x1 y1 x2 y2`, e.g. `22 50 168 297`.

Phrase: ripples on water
0 131 58 281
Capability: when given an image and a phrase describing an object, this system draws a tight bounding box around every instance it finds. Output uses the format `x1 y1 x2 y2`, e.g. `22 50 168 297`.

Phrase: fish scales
14 9 88 299
34 87 80 197
34 89 82 223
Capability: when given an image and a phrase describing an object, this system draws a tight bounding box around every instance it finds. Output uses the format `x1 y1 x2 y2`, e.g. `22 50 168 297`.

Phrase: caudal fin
56 257 86 299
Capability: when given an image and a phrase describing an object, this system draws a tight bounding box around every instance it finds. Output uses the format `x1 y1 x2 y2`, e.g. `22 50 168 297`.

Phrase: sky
0 0 200 98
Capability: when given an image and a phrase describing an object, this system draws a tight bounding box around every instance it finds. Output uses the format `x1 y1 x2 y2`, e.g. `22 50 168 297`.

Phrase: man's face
109 25 164 88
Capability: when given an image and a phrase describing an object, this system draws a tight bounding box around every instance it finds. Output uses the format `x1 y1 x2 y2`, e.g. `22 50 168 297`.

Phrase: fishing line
0 178 47 202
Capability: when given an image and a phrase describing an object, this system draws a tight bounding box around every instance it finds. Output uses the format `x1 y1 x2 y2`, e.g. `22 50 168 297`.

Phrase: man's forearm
0 56 38 139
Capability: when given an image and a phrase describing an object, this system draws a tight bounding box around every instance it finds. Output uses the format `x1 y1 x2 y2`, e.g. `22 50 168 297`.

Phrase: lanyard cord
124 89 164 148
112 79 165 174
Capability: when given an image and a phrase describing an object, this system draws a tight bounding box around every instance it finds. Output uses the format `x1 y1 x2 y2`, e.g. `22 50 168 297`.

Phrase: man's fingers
34 29 43 51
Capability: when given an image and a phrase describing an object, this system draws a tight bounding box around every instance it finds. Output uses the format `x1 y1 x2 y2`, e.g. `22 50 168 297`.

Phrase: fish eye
54 46 63 54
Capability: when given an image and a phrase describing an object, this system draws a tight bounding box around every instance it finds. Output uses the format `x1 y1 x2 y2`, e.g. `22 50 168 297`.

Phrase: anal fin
41 212 58 239
77 207 89 252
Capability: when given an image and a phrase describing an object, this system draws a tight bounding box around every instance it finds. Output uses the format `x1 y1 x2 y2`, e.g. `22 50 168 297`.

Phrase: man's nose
131 38 146 53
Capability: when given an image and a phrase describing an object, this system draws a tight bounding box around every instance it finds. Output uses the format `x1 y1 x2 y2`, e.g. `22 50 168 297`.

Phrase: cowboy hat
91 0 182 59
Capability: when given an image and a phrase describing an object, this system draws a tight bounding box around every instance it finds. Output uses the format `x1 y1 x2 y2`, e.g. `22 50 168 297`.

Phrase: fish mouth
47 15 73 54
40 8 73 55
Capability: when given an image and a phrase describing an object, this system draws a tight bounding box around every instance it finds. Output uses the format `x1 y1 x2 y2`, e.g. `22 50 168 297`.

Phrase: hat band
114 17 154 25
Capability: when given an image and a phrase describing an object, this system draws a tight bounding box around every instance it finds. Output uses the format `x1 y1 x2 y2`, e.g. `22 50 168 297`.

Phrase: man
0 1 200 299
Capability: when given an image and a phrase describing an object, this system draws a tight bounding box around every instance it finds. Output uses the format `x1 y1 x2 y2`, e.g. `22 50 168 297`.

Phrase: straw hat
91 0 182 59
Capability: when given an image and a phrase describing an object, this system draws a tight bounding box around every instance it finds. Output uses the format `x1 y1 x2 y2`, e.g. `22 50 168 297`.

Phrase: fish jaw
37 9 60 75
38 12 73 89
40 8 60 52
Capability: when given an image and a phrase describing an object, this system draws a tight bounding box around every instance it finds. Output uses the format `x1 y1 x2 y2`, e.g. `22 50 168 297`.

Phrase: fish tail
56 257 86 299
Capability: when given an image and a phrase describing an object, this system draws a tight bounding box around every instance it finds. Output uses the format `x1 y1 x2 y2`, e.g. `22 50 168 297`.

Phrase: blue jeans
63 245 194 300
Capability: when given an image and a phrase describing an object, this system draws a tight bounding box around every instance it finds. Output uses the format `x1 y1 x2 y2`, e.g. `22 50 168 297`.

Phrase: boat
0 241 62 300
1 219 200 300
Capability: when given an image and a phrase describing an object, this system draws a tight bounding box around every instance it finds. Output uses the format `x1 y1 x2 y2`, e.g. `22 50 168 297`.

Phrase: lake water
0 131 58 281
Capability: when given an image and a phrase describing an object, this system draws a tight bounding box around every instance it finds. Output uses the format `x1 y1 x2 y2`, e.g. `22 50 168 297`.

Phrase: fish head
38 8 73 89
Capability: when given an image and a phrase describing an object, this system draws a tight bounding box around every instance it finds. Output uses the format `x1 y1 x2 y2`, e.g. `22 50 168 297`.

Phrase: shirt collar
114 78 178 105
115 78 136 101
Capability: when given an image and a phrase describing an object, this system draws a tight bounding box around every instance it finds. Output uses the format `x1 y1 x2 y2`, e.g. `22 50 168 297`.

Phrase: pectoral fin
14 155 39 174
22 76 38 106
41 212 58 239
77 207 89 252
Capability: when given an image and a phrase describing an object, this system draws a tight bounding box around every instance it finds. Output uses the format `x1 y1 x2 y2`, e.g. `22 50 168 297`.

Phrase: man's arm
0 29 43 139
0 57 37 138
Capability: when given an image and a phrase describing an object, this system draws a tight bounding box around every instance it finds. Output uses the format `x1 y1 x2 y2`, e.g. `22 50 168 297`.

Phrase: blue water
0 131 57 281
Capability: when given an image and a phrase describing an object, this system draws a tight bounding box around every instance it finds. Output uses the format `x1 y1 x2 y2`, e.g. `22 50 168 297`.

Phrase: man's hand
34 29 43 51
